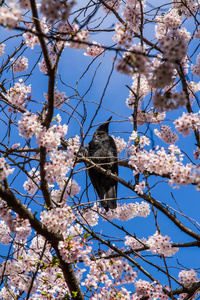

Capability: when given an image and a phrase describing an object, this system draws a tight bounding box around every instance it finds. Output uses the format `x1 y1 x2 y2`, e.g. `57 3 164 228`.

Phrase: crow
85 117 118 211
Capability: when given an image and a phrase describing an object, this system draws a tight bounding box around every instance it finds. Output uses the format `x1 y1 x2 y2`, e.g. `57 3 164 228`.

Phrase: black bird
85 117 118 211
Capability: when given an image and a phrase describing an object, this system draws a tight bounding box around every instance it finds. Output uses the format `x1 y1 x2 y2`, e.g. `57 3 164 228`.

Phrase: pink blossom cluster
19 113 68 150
0 203 16 233
18 112 41 139
116 45 150 76
112 135 127 155
0 220 12 245
50 178 80 202
178 269 199 287
169 162 193 188
193 147 200 160
154 125 178 144
23 168 40 195
19 0 31 10
79 205 99 226
0 236 56 296
83 254 137 289
122 0 146 34
84 41 104 57
15 218 31 242
188 81 200 100
7 80 31 109
192 166 200 191
23 19 48 49
34 264 70 297
124 235 146 249
159 30 188 63
163 9 182 29
128 143 194 188
0 260 28 293
0 286 18 299
91 286 132 300
0 43 5 56
191 53 200 77
135 280 169 299
134 279 155 296
0 213 30 244
68 24 90 50
58 237 92 263
174 111 200 136
126 74 150 109
44 89 68 108
113 23 133 47
11 56 28 73
0 1 22 28
134 181 146 195
36 123 68 150
44 150 70 185
104 202 150 221
60 178 81 197
102 0 121 14
149 61 175 89
147 231 178 257
130 110 166 126
0 157 14 182
129 132 150 148
40 206 75 234
171 0 198 16
65 135 81 167
153 91 187 112
40 0 75 24
194 28 200 39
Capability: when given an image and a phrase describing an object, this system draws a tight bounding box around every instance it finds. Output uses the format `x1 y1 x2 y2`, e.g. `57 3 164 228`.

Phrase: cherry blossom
0 1 22 28
104 202 151 221
154 125 178 144
153 91 187 112
147 231 179 257
11 56 28 73
19 0 31 10
179 269 199 287
134 181 146 195
68 24 90 50
7 80 31 109
191 53 200 77
40 206 75 234
44 89 68 108
116 45 150 76
124 235 146 249
0 157 14 182
171 0 198 16
112 135 127 155
84 41 104 57
0 43 5 56
18 112 41 139
23 168 40 195
163 8 182 29
174 111 200 136
40 0 75 24
149 61 175 89
0 220 12 245
23 19 48 49
102 0 121 14
58 237 92 263
126 74 150 109
36 119 68 150
159 30 188 63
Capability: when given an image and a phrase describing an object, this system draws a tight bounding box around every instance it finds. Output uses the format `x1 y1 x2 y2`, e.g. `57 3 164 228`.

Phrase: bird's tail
100 186 117 211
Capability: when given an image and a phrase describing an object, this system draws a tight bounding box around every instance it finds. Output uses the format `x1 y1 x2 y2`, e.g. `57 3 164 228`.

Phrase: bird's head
94 117 112 135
